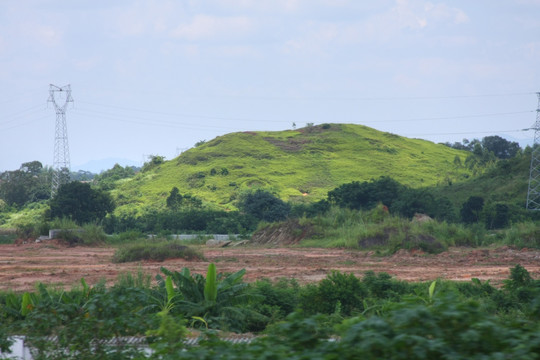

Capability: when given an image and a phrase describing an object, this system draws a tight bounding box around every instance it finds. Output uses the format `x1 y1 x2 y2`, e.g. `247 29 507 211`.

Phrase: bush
300 271 366 316
503 222 540 248
80 223 107 245
238 189 291 223
249 278 300 330
112 240 203 263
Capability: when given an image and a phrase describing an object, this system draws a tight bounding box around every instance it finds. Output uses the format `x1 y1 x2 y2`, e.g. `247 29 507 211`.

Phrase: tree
328 177 404 210
481 136 520 159
50 182 114 224
238 189 290 223
166 187 183 211
460 196 484 224
94 164 135 190
142 155 165 172
390 189 436 219
0 161 50 206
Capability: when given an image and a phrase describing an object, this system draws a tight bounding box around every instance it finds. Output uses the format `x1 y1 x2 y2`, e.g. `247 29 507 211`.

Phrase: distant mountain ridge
112 123 475 215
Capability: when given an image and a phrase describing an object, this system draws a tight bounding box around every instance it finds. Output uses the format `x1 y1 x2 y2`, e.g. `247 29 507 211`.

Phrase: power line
76 101 290 124
90 90 535 102
0 114 50 131
75 100 534 127
405 129 530 137
362 110 534 124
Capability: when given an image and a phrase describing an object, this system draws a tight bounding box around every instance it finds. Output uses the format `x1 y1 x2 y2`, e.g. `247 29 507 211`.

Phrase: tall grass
503 222 540 248
115 267 153 288
299 206 499 252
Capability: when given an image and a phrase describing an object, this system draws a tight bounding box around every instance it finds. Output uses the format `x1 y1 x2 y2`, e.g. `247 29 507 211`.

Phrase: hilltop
112 123 474 216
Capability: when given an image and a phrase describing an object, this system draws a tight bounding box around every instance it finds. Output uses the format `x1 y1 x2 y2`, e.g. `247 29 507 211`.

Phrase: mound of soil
251 219 316 245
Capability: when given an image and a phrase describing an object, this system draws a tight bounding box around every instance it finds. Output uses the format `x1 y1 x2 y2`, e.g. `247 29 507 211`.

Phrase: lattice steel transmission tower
49 84 73 197
526 92 540 210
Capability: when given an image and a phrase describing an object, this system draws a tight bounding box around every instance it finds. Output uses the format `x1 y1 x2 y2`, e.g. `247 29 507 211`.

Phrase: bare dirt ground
1 242 540 292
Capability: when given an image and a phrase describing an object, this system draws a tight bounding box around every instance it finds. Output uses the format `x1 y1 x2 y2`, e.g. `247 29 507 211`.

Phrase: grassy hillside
435 150 531 208
112 123 475 216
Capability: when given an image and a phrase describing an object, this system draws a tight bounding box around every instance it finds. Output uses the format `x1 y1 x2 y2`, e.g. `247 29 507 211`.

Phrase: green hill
112 123 476 216
435 150 531 209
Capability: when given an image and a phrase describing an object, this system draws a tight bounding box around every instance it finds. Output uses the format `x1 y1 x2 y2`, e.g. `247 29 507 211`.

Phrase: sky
0 0 539 173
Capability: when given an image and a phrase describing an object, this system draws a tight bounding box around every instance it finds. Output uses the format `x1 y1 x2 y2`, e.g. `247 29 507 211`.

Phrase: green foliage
22 285 157 359
482 135 521 159
50 182 115 224
503 221 540 248
329 177 457 222
460 195 484 224
301 207 498 250
1 267 540 358
104 208 254 234
165 187 182 210
249 278 300 330
80 223 107 245
158 265 264 332
142 155 165 172
300 271 366 316
238 189 291 222
111 124 476 216
0 161 51 207
204 263 218 302
93 163 135 190
112 240 203 263
484 202 510 229
328 176 403 210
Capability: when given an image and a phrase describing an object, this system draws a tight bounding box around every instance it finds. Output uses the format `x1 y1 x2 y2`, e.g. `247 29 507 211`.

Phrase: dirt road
0 242 539 292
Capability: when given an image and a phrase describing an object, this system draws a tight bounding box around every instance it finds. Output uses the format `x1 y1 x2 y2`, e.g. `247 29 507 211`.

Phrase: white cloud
170 15 253 40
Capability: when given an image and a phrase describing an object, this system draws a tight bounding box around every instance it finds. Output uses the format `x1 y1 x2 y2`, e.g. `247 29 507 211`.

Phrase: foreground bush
112 240 203 263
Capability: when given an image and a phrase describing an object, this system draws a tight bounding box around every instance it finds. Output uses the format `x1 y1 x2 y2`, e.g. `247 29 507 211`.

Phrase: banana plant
158 264 265 331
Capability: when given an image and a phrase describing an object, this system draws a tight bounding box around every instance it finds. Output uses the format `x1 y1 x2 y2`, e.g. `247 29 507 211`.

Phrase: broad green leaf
204 263 217 302
428 280 437 300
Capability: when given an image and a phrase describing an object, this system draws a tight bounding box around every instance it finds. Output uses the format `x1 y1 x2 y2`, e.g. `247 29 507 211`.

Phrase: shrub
112 240 203 263
503 222 540 248
80 223 107 245
249 278 300 330
299 271 366 316
238 189 291 223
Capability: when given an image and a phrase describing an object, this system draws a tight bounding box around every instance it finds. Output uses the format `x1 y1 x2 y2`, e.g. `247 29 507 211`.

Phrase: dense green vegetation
1 124 536 238
110 123 475 216
1 265 540 359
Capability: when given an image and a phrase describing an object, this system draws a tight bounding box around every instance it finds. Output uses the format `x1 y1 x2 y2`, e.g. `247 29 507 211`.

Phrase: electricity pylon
49 84 73 197
526 92 540 210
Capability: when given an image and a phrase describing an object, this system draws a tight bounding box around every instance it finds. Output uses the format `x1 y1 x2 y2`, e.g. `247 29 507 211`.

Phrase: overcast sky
1 0 539 172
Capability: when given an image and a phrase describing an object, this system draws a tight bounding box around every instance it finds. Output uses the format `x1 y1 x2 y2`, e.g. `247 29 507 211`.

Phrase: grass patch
0 234 16 244
298 207 505 253
502 221 540 248
112 239 204 263
105 230 147 245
